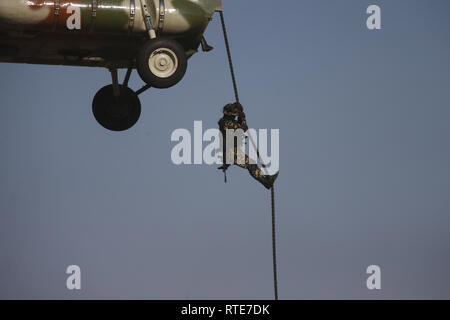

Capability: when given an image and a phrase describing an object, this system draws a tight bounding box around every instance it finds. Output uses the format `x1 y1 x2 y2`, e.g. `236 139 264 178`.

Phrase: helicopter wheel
137 38 187 89
92 84 141 131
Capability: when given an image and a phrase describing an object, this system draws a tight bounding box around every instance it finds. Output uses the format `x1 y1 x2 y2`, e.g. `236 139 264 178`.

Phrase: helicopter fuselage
0 0 221 68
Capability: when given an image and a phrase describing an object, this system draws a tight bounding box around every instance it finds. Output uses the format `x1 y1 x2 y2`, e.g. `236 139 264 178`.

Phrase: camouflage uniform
218 102 278 189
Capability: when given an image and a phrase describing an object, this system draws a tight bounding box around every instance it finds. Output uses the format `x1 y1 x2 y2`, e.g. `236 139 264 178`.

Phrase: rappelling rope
219 10 279 300
271 185 278 300
219 11 239 104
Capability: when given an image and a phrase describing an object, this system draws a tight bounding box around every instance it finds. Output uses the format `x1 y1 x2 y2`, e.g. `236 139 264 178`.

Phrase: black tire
136 38 187 89
92 85 141 132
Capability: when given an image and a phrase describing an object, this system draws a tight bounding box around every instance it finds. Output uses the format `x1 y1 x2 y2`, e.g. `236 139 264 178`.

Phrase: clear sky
1 0 450 299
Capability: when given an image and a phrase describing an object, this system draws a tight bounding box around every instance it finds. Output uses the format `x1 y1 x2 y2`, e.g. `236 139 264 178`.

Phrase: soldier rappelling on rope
217 8 279 299
218 102 279 189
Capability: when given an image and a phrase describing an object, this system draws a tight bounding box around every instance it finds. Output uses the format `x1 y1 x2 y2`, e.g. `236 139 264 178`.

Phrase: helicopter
0 0 222 131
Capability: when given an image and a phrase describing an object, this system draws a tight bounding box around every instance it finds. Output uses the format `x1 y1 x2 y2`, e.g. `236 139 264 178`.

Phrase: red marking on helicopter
27 1 84 30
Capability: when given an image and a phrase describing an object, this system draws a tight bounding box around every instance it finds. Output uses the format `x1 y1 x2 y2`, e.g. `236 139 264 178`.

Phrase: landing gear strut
92 67 149 132
92 0 210 131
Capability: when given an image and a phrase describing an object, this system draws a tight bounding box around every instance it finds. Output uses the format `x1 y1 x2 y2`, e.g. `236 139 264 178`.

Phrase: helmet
223 102 243 116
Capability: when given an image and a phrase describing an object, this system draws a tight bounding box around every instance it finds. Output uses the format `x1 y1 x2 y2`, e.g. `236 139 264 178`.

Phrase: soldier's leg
222 143 279 189
234 146 249 169
218 146 234 171
230 150 278 189
243 155 279 190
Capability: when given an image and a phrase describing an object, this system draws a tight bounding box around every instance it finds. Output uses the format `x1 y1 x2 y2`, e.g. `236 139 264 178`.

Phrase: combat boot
258 172 279 189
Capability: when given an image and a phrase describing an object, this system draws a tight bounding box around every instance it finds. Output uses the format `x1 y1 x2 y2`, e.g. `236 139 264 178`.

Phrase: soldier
218 102 279 189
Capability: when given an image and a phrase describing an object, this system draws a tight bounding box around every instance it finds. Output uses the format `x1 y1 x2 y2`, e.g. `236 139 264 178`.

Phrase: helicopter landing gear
92 68 142 132
136 1 187 89
201 36 214 52
136 37 187 89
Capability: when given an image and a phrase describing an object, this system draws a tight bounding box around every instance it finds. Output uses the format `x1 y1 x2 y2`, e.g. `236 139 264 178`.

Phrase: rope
219 10 279 300
271 185 278 300
219 11 239 104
